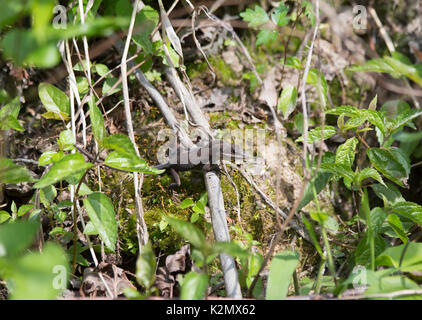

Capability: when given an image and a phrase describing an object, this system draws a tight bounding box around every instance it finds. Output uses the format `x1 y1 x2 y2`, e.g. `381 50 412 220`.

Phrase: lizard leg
169 167 181 188
202 163 220 172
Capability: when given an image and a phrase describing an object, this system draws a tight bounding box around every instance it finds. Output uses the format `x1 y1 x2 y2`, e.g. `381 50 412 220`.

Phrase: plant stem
314 257 326 294
72 168 90 272
321 227 337 286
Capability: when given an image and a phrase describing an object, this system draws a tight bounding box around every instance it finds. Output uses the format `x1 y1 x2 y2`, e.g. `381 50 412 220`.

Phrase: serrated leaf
271 3 290 26
83 192 117 252
391 109 422 132
392 201 422 227
256 29 278 46
296 126 336 144
320 163 355 181
266 251 299 300
326 105 362 117
239 5 269 28
278 85 297 119
335 137 358 167
33 153 93 189
371 183 404 205
355 168 385 186
104 150 163 174
387 214 408 244
367 148 409 187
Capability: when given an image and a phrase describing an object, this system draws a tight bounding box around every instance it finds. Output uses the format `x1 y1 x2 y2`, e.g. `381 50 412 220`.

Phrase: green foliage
266 251 299 300
83 192 118 252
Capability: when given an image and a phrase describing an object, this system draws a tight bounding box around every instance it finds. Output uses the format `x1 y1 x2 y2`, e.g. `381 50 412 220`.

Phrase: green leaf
390 109 422 132
83 192 118 252
0 158 34 184
376 243 422 272
277 85 297 119
320 163 355 181
266 251 299 300
180 272 208 300
256 29 278 46
283 56 303 69
367 148 409 187
296 126 337 144
364 276 421 299
38 150 63 166
132 5 159 55
363 109 386 135
301 214 323 256
92 63 109 77
102 134 163 174
0 220 39 257
271 3 290 27
89 96 106 144
355 233 386 266
355 168 385 187
58 130 75 151
164 216 206 251
371 183 404 205
76 76 89 95
239 5 269 28
349 58 398 75
6 243 69 300
310 210 338 232
387 214 408 244
136 242 156 289
212 242 250 259
102 77 121 96
368 207 387 234
18 204 34 217
392 201 422 227
302 1 315 25
335 137 358 167
0 97 24 131
179 198 194 209
0 211 10 224
33 153 93 189
298 152 334 210
104 150 163 174
38 82 70 118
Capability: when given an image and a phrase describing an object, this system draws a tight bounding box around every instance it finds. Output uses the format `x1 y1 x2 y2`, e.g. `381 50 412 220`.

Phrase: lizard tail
153 163 169 170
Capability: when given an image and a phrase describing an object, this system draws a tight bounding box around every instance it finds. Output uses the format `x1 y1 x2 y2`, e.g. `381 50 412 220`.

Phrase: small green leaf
58 130 75 151
335 137 358 167
76 76 89 95
271 3 290 27
256 29 278 46
102 77 121 96
387 214 408 244
320 163 355 181
240 5 269 28
266 251 299 300
0 97 24 131
355 168 385 186
136 242 156 289
164 216 206 250
278 85 297 119
180 272 208 300
296 126 337 144
92 63 109 77
33 153 93 189
301 214 322 256
0 158 34 184
0 211 10 224
38 82 70 118
83 192 118 252
179 198 194 209
104 150 163 174
89 96 106 144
